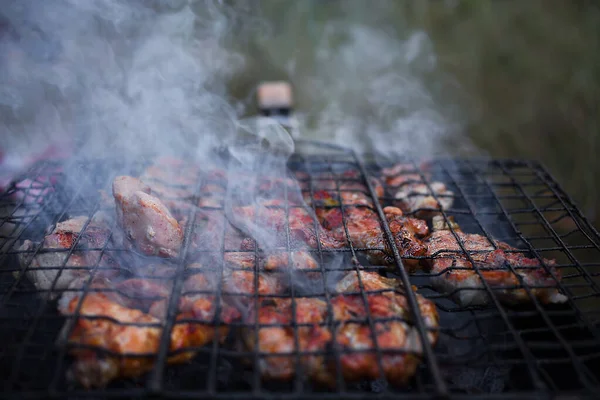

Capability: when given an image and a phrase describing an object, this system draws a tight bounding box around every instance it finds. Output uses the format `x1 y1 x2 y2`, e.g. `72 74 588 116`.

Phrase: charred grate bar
0 139 599 399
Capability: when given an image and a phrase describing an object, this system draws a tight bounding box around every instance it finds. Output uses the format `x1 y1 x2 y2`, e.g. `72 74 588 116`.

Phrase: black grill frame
0 139 599 399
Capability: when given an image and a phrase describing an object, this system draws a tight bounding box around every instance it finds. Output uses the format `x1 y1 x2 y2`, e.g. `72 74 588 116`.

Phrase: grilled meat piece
426 216 567 306
59 272 239 388
242 297 331 381
113 176 183 258
16 215 118 299
328 271 438 385
316 206 428 271
222 252 285 297
381 163 453 218
189 209 255 252
220 251 320 303
231 203 344 249
301 170 384 207
59 281 163 387
384 206 429 271
244 271 438 386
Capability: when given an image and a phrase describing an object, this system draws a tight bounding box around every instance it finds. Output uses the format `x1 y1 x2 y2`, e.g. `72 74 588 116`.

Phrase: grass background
221 0 600 229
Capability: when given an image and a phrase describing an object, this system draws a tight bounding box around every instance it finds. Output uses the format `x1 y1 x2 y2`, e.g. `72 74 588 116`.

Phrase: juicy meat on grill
384 206 429 271
242 297 331 381
16 215 118 299
328 271 438 385
381 163 454 218
243 271 438 386
301 170 384 207
59 272 240 388
426 216 567 306
189 209 255 252
231 202 345 249
113 176 183 258
316 206 428 272
222 252 285 297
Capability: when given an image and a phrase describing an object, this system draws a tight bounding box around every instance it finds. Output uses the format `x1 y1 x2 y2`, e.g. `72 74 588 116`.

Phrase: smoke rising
0 0 246 164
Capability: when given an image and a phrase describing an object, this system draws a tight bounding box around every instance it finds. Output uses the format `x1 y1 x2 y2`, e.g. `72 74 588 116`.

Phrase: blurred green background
219 0 600 229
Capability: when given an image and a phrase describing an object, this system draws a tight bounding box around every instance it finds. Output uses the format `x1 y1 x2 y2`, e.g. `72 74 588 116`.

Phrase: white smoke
0 0 246 163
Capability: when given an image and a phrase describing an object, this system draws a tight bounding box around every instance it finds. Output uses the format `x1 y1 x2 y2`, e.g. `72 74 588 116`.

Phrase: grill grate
0 140 599 399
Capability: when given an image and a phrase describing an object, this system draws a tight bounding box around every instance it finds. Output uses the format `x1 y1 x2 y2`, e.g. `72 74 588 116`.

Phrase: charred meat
426 216 567 306
316 206 428 271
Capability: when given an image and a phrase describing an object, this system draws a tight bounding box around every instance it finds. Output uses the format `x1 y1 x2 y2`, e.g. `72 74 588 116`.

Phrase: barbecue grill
1 139 599 399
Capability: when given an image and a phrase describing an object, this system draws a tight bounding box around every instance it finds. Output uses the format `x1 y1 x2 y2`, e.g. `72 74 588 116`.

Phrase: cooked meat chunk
243 271 438 386
222 252 285 297
59 272 239 388
384 206 429 272
328 271 438 385
59 281 163 387
381 163 454 218
231 202 344 249
262 251 319 273
219 250 320 302
243 297 331 381
16 215 118 299
189 209 255 253
301 170 384 207
426 216 567 306
113 176 183 258
316 206 428 271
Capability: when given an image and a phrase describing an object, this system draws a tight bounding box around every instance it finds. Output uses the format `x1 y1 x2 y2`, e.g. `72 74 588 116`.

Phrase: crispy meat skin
328 271 438 385
244 271 438 386
427 220 567 306
113 176 183 258
16 216 118 299
60 273 240 387
381 163 453 218
316 206 428 271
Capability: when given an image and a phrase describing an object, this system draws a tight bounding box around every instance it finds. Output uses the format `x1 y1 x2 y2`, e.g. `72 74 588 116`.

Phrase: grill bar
146 172 209 391
354 154 448 396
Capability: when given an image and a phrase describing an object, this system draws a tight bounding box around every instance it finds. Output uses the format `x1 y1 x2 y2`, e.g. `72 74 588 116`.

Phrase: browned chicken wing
113 176 183 258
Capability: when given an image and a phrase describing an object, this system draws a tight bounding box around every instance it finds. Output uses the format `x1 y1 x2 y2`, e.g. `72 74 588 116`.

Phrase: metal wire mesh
0 140 599 399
